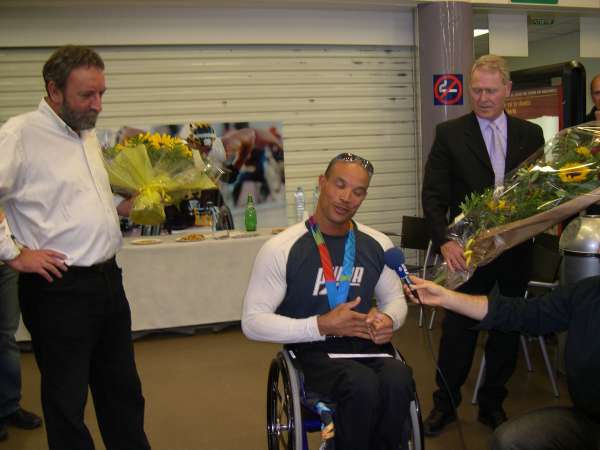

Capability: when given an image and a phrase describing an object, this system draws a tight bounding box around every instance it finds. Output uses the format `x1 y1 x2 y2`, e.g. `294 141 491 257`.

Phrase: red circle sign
434 74 463 105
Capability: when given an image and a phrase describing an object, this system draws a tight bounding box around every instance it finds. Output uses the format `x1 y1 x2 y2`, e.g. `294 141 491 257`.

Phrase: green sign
511 0 558 4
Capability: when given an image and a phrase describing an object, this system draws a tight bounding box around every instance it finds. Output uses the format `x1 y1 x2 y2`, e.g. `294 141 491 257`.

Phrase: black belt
68 256 116 274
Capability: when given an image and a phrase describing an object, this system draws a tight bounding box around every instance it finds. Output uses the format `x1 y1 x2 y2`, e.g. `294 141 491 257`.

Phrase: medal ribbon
308 216 356 310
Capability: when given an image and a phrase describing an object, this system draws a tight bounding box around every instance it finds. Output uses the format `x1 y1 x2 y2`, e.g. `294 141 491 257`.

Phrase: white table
16 230 272 341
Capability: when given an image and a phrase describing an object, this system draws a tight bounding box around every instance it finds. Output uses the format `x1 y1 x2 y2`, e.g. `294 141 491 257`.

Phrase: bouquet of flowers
435 122 600 289
103 132 217 225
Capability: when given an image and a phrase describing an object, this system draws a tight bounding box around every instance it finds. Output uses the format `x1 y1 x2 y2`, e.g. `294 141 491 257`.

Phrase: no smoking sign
433 74 463 105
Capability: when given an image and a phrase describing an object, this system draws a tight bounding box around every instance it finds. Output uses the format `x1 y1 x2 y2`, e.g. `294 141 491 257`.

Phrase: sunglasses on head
333 152 374 176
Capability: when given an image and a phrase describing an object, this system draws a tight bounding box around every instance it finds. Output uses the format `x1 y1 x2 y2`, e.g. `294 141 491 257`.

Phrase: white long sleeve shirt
0 99 122 266
242 221 407 344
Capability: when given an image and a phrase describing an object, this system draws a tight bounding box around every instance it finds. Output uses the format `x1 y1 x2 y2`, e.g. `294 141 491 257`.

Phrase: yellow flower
121 132 194 162
576 146 591 158
558 162 592 183
146 133 165 150
486 199 510 212
464 249 473 267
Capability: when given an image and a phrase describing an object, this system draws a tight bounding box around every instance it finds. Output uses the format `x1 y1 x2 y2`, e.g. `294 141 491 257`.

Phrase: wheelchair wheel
401 397 424 450
267 352 303 450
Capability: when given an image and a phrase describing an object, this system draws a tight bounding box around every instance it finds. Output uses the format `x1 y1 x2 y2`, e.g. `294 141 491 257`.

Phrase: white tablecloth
16 230 272 341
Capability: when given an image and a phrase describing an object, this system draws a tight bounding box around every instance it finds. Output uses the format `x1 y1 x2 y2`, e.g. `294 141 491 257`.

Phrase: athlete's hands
366 308 394 344
317 297 370 339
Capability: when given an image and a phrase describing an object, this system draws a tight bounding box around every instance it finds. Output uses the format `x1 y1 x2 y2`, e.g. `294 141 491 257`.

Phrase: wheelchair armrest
528 280 559 289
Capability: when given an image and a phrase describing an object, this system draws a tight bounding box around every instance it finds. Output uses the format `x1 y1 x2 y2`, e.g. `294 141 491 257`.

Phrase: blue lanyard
308 216 356 309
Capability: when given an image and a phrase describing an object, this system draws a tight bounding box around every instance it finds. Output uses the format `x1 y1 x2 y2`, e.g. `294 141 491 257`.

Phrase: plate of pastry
175 233 206 242
131 238 162 246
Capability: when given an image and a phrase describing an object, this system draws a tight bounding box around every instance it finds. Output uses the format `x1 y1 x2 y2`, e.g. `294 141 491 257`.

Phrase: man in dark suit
421 54 545 436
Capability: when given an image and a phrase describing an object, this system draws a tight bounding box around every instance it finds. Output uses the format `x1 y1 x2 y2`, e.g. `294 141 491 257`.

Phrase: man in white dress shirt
0 45 150 450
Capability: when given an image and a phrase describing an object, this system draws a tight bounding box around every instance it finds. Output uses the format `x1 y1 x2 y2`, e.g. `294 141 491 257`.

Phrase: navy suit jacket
422 111 545 250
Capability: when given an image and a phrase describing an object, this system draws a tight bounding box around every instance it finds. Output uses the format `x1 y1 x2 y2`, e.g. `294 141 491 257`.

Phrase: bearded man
0 45 151 450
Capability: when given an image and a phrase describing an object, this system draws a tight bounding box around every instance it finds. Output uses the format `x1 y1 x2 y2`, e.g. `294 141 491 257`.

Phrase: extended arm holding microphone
401 274 489 321
383 247 421 301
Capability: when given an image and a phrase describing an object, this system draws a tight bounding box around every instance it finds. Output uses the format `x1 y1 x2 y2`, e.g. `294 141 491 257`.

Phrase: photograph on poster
98 121 286 231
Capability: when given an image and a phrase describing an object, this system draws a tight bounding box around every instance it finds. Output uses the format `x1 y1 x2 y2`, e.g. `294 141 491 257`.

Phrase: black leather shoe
423 408 457 436
4 408 42 430
478 408 507 429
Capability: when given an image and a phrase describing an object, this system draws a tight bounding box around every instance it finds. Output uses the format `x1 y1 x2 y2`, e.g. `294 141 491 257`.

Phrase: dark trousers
19 259 150 450
290 338 414 450
433 242 532 413
491 407 600 450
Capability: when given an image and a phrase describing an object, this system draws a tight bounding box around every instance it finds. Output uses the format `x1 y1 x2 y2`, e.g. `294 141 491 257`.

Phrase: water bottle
294 186 305 223
244 194 257 232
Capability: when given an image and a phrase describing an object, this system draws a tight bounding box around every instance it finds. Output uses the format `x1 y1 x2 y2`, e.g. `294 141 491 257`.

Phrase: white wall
0 6 413 47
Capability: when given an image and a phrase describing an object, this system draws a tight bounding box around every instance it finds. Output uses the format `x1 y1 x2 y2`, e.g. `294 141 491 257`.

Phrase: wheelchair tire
404 398 424 450
266 352 304 450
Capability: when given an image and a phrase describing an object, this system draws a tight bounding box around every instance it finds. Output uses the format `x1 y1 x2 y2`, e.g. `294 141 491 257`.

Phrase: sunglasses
333 152 374 176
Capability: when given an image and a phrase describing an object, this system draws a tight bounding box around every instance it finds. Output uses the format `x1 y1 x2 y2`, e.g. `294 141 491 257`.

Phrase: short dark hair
324 152 374 179
42 45 104 94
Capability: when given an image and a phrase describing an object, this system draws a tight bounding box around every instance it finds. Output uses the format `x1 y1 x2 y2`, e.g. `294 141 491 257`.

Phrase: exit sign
511 0 558 4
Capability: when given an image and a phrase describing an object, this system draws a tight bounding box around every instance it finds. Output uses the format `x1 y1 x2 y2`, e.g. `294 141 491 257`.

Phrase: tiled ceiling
473 13 580 57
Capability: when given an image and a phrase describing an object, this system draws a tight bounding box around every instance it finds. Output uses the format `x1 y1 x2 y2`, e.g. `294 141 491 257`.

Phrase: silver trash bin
556 215 600 373
559 215 600 284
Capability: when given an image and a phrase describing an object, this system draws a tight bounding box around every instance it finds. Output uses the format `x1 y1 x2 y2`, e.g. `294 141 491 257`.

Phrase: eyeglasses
333 152 374 176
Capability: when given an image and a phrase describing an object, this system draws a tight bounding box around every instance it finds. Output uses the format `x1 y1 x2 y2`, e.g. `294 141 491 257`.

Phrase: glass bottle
294 186 305 222
244 194 257 232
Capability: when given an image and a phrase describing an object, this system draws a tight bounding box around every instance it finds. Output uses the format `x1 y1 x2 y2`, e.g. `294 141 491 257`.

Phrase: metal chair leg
427 308 436 330
520 335 533 372
471 354 485 405
538 336 560 397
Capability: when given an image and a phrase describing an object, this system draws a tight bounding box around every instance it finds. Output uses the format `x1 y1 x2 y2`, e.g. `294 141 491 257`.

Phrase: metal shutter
0 44 417 232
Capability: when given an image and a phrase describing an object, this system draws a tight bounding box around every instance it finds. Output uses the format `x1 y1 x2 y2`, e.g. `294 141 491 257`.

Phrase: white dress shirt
0 99 122 266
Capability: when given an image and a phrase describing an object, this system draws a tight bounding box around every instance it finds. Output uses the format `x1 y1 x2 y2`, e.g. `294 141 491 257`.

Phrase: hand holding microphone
383 247 420 301
384 247 454 308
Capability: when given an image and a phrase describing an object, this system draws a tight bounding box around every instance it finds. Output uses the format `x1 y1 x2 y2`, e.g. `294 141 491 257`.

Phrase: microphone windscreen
384 247 405 270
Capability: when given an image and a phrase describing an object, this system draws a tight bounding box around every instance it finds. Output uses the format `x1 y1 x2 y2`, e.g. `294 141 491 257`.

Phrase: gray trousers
0 265 21 418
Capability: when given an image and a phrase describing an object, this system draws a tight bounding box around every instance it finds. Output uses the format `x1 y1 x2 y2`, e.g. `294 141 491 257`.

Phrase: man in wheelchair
242 153 415 450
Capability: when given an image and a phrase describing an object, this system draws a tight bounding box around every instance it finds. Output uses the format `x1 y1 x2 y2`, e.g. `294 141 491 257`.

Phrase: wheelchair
266 347 424 450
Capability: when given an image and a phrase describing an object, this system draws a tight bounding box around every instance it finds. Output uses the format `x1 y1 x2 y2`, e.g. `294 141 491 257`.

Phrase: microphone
384 247 419 299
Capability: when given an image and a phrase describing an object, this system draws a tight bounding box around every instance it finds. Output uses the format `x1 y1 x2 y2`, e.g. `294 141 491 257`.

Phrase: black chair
400 216 431 274
471 234 562 403
400 216 438 328
266 348 424 450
